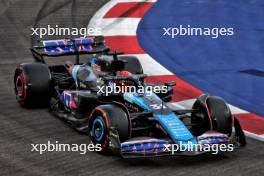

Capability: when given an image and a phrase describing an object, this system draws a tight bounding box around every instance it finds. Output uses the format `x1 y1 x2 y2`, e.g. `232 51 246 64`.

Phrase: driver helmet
115 71 134 90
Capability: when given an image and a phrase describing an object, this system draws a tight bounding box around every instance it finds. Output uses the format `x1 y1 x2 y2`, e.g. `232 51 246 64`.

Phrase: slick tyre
89 104 131 153
14 63 51 107
191 94 232 136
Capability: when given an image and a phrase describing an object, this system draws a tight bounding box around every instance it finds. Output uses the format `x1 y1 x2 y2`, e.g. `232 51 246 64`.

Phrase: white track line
244 131 264 142
92 18 141 36
125 54 173 75
88 0 157 30
88 0 118 29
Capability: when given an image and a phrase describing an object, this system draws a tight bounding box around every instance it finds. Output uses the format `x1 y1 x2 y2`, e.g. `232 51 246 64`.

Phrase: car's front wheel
88 104 131 153
191 94 232 136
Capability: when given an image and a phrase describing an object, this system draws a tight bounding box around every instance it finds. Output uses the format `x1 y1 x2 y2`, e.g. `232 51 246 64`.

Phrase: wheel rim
92 116 105 142
16 75 24 97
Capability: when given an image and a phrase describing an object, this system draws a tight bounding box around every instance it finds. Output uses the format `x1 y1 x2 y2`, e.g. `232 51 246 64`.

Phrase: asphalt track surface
0 0 263 175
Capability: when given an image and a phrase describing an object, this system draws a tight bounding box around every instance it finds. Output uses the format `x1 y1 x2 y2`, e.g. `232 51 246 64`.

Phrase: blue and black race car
14 36 246 158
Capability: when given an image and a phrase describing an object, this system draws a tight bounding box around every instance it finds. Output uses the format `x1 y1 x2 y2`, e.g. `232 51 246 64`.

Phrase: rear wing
30 36 110 63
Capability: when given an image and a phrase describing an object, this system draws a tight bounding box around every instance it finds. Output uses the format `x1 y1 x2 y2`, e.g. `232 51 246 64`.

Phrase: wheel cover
92 116 105 142
16 75 24 97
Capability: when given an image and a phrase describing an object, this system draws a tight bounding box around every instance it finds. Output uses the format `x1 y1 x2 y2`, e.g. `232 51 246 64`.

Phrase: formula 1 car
14 36 246 158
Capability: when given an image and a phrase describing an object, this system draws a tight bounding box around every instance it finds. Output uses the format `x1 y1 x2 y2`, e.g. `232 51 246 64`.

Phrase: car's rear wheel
89 104 131 153
191 94 232 136
14 63 52 107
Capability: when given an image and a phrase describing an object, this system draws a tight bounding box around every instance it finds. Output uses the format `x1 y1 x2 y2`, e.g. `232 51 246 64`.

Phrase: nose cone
155 113 197 144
